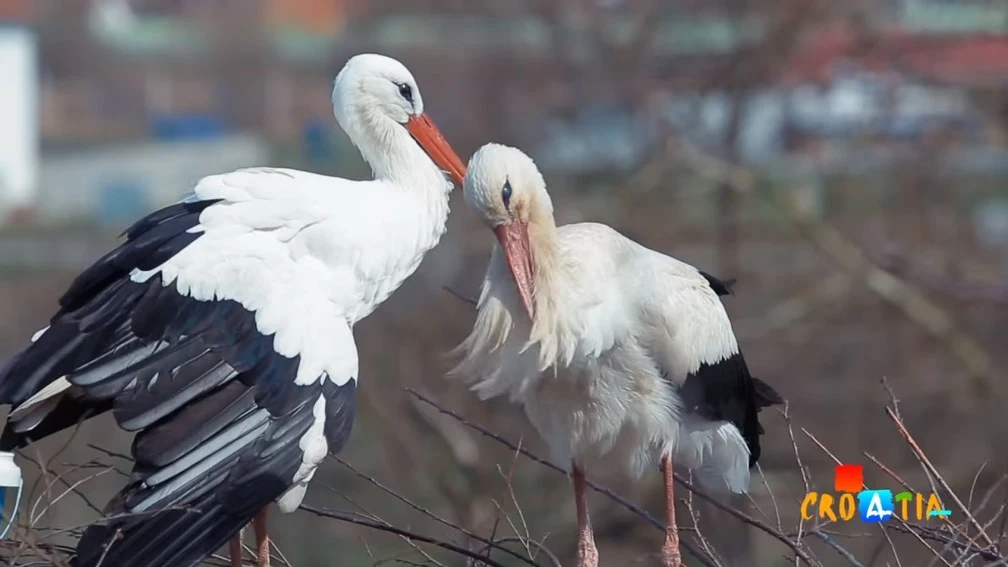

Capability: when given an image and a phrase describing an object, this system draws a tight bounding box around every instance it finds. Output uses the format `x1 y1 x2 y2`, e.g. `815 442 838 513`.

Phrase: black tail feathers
752 377 784 409
698 270 737 296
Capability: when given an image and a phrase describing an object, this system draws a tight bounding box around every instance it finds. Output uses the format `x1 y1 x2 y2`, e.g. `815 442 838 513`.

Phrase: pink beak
494 222 535 320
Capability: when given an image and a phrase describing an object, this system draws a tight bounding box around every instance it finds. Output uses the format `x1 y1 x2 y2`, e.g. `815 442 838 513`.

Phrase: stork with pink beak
0 54 465 567
452 143 783 567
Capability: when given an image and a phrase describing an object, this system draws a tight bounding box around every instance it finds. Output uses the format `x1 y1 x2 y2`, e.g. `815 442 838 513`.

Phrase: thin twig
298 505 513 567
884 406 994 548
333 456 543 567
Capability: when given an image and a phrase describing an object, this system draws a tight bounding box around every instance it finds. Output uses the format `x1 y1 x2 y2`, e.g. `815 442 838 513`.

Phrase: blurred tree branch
644 134 997 395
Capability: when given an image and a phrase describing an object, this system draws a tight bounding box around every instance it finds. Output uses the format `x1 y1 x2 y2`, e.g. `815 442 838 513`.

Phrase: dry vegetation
4 377 1008 566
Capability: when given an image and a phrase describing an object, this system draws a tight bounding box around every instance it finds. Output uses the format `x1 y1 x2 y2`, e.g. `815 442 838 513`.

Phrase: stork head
463 143 554 320
331 53 465 185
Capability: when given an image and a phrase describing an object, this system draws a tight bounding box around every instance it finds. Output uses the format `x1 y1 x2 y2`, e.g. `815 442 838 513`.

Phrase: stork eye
397 82 414 103
501 180 512 208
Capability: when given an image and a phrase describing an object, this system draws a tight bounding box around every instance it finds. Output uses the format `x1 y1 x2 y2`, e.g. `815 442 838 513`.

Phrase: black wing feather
132 381 255 467
65 285 354 567
0 396 114 449
322 378 357 453
0 197 361 567
59 199 219 314
0 199 218 406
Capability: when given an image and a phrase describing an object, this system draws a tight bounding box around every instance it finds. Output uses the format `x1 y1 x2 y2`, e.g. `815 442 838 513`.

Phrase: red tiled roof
0 0 34 22
909 36 1008 84
782 28 1008 85
263 0 347 29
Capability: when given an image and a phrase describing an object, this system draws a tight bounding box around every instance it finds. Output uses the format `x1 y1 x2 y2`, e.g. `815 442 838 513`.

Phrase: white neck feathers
451 213 579 387
338 103 450 194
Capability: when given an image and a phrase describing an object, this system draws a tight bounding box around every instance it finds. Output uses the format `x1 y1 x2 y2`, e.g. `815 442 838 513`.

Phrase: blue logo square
857 489 894 523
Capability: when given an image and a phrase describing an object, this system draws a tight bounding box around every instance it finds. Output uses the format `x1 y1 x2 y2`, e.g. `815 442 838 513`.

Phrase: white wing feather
131 167 434 387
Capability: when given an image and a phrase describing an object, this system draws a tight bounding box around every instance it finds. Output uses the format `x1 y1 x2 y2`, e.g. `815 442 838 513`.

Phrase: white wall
0 27 38 213
36 135 269 226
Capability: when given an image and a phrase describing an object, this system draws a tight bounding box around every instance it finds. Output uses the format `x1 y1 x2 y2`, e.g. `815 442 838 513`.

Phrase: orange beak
494 222 535 320
406 113 466 187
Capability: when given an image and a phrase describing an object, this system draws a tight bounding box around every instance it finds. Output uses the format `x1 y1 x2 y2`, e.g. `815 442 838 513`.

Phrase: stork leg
572 463 599 567
660 455 683 567
253 508 271 567
229 529 244 567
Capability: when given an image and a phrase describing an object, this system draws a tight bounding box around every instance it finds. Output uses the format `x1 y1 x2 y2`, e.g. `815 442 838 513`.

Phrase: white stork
0 54 466 567
451 144 783 567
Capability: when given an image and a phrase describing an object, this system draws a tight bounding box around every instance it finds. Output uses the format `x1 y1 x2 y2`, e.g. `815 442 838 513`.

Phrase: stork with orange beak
452 144 783 567
0 54 465 567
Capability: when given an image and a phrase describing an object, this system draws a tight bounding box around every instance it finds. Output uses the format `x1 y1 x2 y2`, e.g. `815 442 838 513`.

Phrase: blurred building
774 29 1008 171
24 1 1008 145
0 0 31 21
0 24 38 219
3 0 1007 219
22 1 786 147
